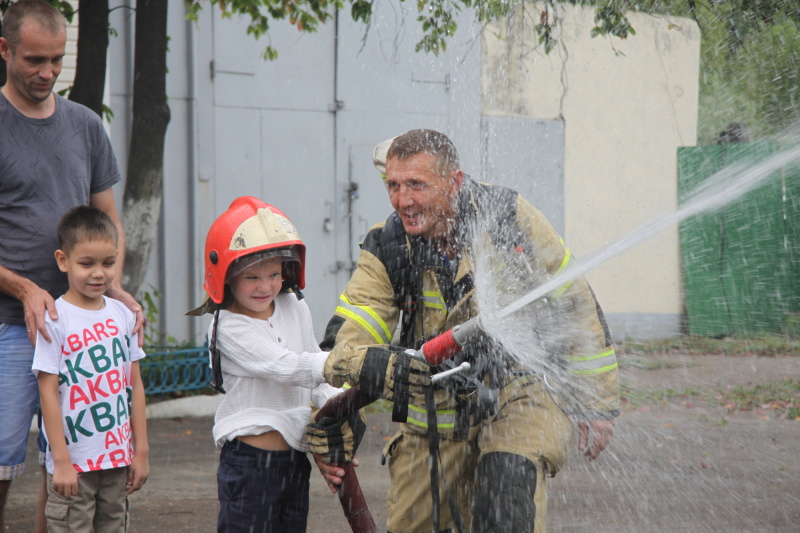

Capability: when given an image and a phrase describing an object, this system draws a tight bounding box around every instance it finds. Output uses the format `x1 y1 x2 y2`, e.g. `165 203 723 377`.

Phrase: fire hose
314 316 484 533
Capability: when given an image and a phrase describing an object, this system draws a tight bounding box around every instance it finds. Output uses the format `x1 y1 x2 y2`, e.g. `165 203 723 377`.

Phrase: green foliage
415 0 458 54
502 0 800 141
662 0 800 143
180 0 645 61
174 0 682 63
141 287 178 347
534 7 557 54
186 0 345 59
620 335 800 357
603 0 800 142
54 86 115 122
183 0 623 60
350 0 372 22
715 380 800 419
50 0 75 21
619 381 702 407
620 378 800 420
590 4 635 39
617 354 696 371
534 22 556 54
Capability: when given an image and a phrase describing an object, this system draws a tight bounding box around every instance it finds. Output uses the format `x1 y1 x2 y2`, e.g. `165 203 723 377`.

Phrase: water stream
471 143 800 374
460 140 800 532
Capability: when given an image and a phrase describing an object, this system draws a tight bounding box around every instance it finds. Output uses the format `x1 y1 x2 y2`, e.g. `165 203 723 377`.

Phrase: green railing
140 345 211 396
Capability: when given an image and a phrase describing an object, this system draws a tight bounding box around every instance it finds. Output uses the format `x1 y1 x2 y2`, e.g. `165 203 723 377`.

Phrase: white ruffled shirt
209 292 341 450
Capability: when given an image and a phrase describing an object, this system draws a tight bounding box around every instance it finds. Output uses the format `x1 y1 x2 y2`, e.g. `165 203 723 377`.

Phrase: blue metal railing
140 345 211 395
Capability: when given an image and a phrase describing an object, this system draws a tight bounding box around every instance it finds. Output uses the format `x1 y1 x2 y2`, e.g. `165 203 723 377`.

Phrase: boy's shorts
0 323 40 480
45 467 129 532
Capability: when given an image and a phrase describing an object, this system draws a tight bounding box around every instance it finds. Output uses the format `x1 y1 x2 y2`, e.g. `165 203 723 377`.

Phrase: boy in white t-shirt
33 206 148 532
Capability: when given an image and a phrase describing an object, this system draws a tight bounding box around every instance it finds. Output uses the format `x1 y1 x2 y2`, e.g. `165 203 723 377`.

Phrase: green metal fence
678 141 800 337
140 345 211 396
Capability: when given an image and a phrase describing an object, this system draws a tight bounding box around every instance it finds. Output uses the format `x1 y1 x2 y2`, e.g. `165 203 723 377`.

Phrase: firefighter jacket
321 179 620 438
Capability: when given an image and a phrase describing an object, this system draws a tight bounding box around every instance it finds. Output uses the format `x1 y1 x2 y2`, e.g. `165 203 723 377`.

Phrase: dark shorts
217 439 311 533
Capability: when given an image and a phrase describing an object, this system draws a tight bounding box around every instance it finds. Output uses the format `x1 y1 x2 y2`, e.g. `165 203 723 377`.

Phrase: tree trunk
68 0 109 116
121 0 170 297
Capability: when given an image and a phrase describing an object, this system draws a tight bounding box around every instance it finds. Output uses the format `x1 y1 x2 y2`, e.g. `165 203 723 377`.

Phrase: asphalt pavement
6 395 391 533
5 355 800 533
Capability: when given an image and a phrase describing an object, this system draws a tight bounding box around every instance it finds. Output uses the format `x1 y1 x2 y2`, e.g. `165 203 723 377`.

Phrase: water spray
318 142 800 532
499 143 800 321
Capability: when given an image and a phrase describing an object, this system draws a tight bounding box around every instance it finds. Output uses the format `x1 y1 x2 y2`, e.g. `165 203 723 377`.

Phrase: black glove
358 345 431 422
306 410 366 464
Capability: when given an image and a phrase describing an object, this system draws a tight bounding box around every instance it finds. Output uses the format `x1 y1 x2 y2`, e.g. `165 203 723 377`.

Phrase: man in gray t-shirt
0 1 144 530
0 89 121 326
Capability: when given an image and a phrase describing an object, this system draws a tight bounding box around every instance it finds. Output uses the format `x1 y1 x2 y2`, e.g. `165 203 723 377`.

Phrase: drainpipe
186 12 199 342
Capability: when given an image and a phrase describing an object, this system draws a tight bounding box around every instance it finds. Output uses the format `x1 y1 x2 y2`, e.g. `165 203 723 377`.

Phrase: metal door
210 13 338 338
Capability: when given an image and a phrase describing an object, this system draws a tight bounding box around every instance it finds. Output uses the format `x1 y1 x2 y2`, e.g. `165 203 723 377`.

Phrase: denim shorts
0 323 40 480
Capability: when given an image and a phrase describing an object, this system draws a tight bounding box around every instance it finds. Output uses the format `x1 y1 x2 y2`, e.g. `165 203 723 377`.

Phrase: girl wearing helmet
191 197 343 533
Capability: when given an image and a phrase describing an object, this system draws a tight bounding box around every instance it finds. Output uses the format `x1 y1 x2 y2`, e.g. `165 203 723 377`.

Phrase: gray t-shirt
0 92 121 325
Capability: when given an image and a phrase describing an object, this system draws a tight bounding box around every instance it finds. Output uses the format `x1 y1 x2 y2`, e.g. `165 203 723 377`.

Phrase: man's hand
126 451 150 494
577 419 614 460
106 284 145 347
358 346 431 402
21 281 57 346
312 454 360 494
307 411 366 465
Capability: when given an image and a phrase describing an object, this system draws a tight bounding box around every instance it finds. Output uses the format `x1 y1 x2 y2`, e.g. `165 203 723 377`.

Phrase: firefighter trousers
382 377 573 533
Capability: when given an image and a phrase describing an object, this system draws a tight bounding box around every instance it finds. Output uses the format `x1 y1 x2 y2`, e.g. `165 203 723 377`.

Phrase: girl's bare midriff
237 430 291 451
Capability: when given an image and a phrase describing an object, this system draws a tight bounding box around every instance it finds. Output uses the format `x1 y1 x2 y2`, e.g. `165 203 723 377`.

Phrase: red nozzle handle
421 329 462 365
419 316 484 366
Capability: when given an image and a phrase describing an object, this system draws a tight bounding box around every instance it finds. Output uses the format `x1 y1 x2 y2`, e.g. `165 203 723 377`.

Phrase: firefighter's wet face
385 152 462 240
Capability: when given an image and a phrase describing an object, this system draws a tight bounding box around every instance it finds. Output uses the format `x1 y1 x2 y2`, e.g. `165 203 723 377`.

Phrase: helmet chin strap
281 261 304 300
208 305 226 394
290 283 304 301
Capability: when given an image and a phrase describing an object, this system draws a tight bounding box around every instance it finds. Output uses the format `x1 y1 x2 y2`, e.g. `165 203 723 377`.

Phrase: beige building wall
482 3 701 338
54 1 78 94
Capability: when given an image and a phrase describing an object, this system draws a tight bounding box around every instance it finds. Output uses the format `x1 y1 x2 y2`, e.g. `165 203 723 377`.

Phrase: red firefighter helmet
202 196 306 304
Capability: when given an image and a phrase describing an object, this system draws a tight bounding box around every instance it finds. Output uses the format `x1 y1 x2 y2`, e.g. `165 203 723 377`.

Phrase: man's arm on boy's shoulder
0 264 58 346
90 189 145 346
38 372 79 497
127 361 149 494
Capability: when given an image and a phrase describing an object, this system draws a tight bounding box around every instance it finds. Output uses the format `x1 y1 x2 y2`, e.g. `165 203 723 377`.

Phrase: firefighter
309 129 619 533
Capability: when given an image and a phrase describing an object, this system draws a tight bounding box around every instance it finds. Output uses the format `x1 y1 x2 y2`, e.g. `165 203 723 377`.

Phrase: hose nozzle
419 316 484 365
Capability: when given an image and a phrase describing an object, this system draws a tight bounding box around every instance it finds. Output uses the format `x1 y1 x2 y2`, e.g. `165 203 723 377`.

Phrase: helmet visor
226 247 301 282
